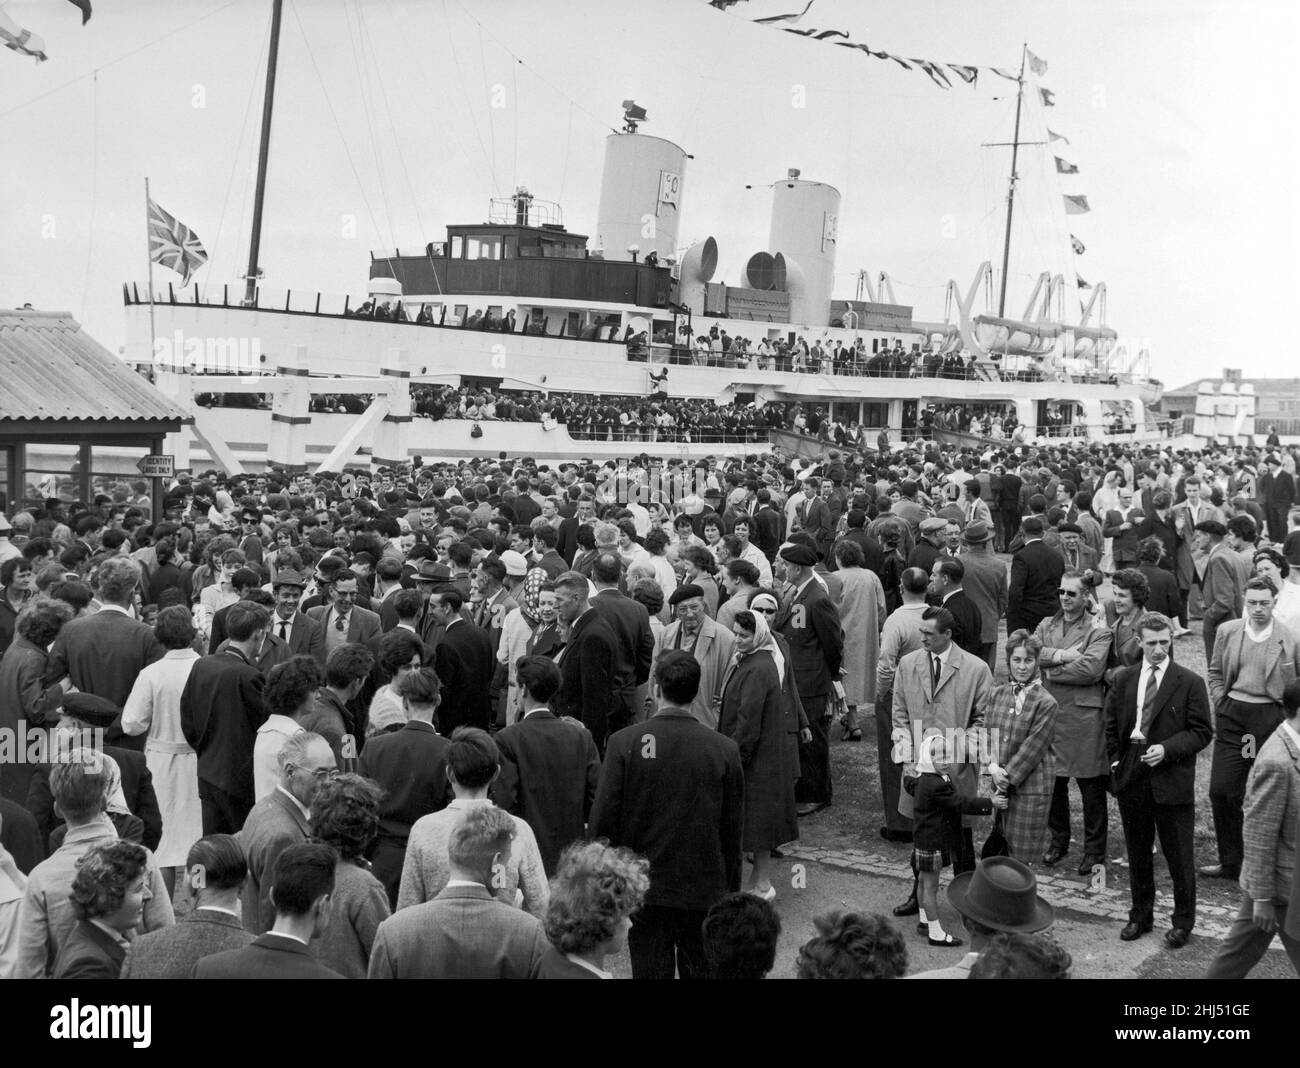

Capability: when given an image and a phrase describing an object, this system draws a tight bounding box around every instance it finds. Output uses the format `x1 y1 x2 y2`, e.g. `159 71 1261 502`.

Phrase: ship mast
244 0 284 306
996 43 1028 318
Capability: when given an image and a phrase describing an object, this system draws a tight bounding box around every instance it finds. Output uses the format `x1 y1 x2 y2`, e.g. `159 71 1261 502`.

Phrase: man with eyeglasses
306 569 381 659
1036 570 1114 875
1202 577 1300 882
237 731 338 934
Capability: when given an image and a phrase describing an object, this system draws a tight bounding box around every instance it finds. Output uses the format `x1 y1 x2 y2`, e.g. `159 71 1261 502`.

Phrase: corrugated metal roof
0 310 187 423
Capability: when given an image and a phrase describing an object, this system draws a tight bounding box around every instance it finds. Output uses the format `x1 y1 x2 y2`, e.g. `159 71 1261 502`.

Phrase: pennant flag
754 0 815 23
947 63 979 85
1039 88 1055 106
0 6 48 61
886 54 913 70
709 0 744 9
148 198 208 284
1026 49 1047 76
1063 194 1091 215
1048 128 1070 144
1070 234 1086 255
1077 276 1092 289
786 27 849 40
990 67 1020 81
1055 157 1079 175
68 0 92 23
912 58 952 89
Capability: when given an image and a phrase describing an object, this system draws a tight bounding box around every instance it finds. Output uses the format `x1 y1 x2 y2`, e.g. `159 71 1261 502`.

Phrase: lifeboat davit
972 314 1061 356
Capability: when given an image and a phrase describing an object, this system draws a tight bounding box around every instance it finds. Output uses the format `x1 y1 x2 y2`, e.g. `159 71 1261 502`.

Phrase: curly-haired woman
795 911 908 979
310 773 391 978
536 841 650 979
53 840 152 979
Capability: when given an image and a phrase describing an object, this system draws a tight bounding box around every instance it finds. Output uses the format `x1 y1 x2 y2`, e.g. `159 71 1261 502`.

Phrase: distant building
1159 371 1300 437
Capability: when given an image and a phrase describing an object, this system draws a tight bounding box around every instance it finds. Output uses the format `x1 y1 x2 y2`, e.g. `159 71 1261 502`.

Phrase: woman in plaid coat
985 630 1058 861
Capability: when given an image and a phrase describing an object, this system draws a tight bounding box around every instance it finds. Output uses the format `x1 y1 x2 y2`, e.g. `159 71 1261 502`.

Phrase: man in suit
1202 578 1300 881
752 489 785 562
776 543 844 816
928 557 983 658
1259 453 1296 544
237 732 336 934
1055 523 1100 580
491 656 599 875
357 668 452 907
206 568 265 653
122 834 254 978
556 496 596 566
1196 520 1251 664
1135 490 1188 634
955 521 1007 672
268 569 325 667
531 526 567 579
1103 486 1143 569
180 601 270 835
892 607 991 905
835 509 885 579
429 588 495 733
1007 517 1064 637
1104 613 1212 948
994 464 1023 554
306 569 382 662
650 584 737 728
301 643 372 763
44 556 164 751
1206 678 1300 976
960 479 993 530
588 552 655 734
368 805 549 979
471 553 520 727
589 652 744 979
551 571 619 751
1172 476 1223 616
907 517 949 577
195 841 342 979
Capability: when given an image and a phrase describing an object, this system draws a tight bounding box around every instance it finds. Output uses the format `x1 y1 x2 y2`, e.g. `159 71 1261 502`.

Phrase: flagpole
244 0 284 306
997 43 1028 319
144 176 158 370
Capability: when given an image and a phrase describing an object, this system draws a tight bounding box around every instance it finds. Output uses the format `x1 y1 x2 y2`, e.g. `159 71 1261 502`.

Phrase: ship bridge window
451 236 464 259
467 236 502 260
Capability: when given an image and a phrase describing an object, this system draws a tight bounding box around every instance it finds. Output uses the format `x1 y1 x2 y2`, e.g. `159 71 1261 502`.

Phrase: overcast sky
2 0 1296 389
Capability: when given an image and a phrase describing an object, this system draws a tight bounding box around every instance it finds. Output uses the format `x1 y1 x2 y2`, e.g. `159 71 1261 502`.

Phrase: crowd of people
2 430 1299 979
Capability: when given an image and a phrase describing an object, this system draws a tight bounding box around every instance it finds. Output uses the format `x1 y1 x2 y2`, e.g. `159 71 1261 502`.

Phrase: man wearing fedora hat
956 521 1007 673
908 856 1055 979
268 570 325 668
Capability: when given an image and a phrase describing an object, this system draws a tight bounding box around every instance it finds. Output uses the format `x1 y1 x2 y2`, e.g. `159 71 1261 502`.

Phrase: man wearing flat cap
1196 519 1250 665
650 584 737 729
776 543 844 817
268 570 325 668
908 517 949 580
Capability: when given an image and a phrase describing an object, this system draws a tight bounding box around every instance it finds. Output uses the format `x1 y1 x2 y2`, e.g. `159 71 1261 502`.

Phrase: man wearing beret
650 584 736 729
776 544 844 817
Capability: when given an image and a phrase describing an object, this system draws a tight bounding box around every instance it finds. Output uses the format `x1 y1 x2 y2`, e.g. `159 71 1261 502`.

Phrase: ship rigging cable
342 0 396 250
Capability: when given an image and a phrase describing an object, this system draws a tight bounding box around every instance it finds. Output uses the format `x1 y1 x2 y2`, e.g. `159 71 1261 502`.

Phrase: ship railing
643 345 993 382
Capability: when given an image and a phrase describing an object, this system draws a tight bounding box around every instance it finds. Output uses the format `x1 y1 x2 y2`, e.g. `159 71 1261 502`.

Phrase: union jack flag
148 198 207 284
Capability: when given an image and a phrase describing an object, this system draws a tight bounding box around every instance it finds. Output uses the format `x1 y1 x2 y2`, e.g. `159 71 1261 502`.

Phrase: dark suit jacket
492 709 600 873
194 932 343 979
180 647 266 806
237 788 311 934
53 919 126 979
307 604 383 648
556 516 582 566
1138 564 1182 621
1008 539 1065 632
536 550 567 579
0 796 43 873
942 589 984 657
836 528 885 578
776 579 843 700
1104 661 1212 805
589 589 654 692
1260 469 1296 509
433 618 495 733
552 610 618 748
357 720 452 843
590 707 744 911
268 611 325 665
752 506 784 560
45 609 165 749
1134 511 1179 578
122 908 254 979
27 743 162 853
1103 508 1143 566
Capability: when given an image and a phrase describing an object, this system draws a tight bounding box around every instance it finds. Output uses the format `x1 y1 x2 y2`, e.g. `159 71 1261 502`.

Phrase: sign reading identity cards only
136 455 175 478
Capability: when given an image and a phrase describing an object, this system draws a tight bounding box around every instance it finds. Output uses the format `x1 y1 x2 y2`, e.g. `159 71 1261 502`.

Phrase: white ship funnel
769 173 839 326
596 131 687 262
677 236 718 314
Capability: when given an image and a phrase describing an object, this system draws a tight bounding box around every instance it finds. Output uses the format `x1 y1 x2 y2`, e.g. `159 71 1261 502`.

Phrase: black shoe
1078 855 1105 876
928 932 964 948
796 802 829 818
892 895 919 917
1164 928 1191 949
879 826 914 844
1120 921 1153 941
1197 864 1239 880
1042 845 1068 867
916 922 927 935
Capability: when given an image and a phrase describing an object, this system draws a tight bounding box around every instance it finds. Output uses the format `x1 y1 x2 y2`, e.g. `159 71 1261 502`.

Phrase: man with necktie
1104 612 1211 948
269 570 325 667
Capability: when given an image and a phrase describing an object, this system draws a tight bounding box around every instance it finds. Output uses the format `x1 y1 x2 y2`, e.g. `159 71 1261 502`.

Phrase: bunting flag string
785 27 849 40
753 0 815 23
1064 194 1091 215
1055 157 1079 175
1040 88 1056 106
1071 235 1086 255
1026 49 1048 76
947 63 979 85
1077 276 1092 289
1048 128 1070 144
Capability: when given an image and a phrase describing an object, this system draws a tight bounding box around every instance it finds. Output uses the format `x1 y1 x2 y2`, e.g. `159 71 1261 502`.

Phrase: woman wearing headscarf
498 569 561 721
718 608 799 900
984 630 1058 862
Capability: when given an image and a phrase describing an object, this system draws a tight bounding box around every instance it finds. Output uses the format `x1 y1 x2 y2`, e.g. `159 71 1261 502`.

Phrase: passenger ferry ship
119 18 1164 474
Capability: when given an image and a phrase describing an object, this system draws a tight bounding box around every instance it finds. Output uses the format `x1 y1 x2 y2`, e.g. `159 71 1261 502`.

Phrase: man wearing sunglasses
1036 570 1114 875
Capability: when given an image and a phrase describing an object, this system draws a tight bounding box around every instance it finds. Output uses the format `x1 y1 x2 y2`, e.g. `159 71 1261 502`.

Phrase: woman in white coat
833 540 886 742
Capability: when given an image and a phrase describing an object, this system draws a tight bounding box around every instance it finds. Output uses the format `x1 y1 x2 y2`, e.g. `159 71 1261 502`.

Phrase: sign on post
136 455 175 478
